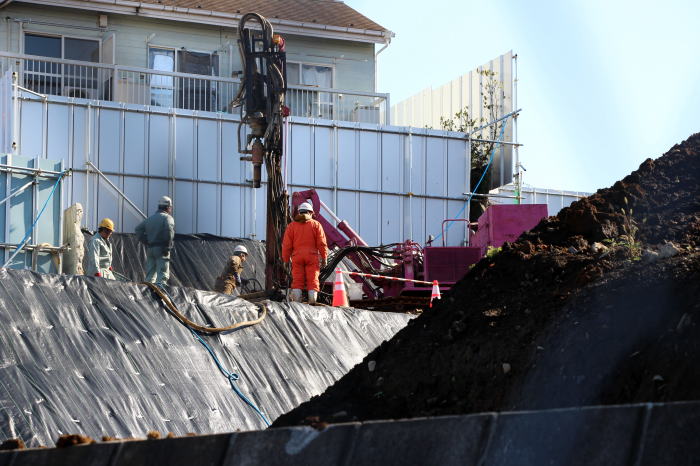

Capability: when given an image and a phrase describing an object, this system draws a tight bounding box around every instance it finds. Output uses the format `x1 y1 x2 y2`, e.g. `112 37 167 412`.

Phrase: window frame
22 30 102 62
286 60 335 89
147 44 220 76
147 45 221 111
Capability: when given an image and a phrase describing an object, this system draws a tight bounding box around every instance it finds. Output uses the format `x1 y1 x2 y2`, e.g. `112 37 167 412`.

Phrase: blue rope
187 328 271 427
431 117 510 244
156 285 271 427
3 170 66 268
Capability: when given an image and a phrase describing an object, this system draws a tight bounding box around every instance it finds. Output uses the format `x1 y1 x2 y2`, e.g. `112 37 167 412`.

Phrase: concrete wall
0 2 375 91
3 401 698 465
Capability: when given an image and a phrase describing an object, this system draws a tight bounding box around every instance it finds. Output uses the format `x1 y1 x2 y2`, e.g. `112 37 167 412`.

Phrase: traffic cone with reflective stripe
332 268 349 307
430 280 441 308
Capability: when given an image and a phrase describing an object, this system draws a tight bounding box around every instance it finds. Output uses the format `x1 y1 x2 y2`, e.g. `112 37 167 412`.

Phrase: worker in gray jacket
85 218 115 279
135 196 175 286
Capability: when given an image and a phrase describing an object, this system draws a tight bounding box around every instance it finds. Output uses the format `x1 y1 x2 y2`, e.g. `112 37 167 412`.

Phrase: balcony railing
0 52 389 124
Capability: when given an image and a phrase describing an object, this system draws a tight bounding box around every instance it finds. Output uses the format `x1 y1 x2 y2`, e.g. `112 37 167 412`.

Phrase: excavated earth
274 133 700 426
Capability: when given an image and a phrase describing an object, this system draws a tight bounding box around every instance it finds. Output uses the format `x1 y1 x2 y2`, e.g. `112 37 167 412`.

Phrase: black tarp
0 268 410 447
81 232 266 293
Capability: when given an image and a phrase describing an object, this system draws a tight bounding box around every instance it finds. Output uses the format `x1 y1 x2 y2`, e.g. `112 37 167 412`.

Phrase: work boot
308 290 317 304
289 289 302 302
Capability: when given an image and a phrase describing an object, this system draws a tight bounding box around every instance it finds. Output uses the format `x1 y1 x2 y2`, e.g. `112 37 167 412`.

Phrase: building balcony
0 51 389 125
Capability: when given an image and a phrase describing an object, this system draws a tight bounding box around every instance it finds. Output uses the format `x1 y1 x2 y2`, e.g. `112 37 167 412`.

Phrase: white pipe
374 40 390 93
86 162 147 219
0 180 32 207
319 199 342 225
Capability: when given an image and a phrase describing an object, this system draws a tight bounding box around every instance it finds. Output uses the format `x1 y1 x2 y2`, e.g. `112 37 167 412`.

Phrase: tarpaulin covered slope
0 268 411 447
81 232 266 293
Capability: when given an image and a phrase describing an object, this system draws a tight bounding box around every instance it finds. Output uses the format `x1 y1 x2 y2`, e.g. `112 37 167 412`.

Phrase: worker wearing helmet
214 244 249 295
135 195 175 286
85 218 116 279
282 202 328 303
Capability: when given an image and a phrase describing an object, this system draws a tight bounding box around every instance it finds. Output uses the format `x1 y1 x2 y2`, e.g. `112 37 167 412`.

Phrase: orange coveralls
281 215 328 291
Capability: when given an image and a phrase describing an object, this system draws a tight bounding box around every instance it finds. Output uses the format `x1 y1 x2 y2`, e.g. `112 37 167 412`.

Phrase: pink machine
470 204 548 255
291 189 547 301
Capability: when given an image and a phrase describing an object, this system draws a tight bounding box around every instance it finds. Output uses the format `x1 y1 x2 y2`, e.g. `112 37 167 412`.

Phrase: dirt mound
274 133 700 426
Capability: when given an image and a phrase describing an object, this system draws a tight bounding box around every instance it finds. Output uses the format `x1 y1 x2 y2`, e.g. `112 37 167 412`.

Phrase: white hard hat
298 202 313 213
159 195 172 207
233 245 248 255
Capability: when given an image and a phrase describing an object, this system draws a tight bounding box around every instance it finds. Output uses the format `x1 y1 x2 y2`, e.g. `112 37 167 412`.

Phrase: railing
0 51 389 124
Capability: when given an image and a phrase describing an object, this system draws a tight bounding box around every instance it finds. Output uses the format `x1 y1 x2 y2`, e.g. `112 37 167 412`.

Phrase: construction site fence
0 153 64 272
3 86 476 246
0 52 389 125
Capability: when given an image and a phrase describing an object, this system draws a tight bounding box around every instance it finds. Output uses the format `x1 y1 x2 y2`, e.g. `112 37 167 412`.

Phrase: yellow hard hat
99 218 115 231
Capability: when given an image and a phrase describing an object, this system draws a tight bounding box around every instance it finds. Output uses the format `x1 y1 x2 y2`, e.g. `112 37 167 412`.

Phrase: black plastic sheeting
81 232 266 293
0 268 411 447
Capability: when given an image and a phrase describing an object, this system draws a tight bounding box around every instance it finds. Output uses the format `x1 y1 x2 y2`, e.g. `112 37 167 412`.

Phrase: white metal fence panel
392 51 515 189
489 183 591 217
13 95 473 246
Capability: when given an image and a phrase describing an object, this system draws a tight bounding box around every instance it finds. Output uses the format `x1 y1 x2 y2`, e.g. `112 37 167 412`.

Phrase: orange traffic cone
430 280 441 308
332 268 349 307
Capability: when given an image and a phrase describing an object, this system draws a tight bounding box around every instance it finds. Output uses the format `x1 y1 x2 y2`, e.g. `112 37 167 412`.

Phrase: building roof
123 0 388 33
20 0 393 42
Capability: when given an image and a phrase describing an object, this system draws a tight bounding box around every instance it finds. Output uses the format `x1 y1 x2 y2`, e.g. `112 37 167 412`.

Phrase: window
148 47 219 111
149 47 175 107
64 38 100 62
176 50 219 111
23 33 100 98
286 62 334 119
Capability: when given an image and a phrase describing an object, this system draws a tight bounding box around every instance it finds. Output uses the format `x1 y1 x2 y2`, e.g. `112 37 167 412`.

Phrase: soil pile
274 133 700 426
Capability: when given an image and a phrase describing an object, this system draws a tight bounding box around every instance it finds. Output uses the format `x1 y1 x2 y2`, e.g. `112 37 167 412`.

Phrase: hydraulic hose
143 282 267 334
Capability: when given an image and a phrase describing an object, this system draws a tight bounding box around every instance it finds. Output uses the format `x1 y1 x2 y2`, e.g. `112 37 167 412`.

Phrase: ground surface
274 133 700 426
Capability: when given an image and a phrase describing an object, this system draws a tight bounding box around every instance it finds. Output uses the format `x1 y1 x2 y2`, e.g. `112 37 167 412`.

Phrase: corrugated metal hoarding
489 183 591 217
391 51 514 189
12 95 474 246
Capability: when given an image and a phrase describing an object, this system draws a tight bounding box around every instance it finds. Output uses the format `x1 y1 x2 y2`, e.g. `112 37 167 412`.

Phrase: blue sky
347 0 700 192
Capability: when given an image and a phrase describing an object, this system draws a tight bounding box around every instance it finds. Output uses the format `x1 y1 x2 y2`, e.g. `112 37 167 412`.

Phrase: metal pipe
513 53 522 204
12 71 18 154
85 161 147 219
14 84 46 99
69 167 470 202
469 138 522 146
441 219 470 247
468 108 521 135
462 191 522 200
374 39 390 96
0 179 33 206
319 199 342 224
0 242 66 251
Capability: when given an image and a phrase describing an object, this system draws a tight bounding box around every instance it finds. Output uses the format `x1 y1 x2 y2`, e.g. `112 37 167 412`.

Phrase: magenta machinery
291 189 547 307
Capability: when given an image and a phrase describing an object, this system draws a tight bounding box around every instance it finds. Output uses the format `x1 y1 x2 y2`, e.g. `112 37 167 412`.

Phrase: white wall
12 94 473 246
489 183 590 217
391 51 514 188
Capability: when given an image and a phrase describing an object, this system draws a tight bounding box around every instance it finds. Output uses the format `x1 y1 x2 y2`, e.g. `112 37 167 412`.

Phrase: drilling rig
231 13 290 291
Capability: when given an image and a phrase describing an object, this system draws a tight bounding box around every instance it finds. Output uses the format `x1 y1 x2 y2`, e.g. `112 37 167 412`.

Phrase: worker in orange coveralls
282 202 328 304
